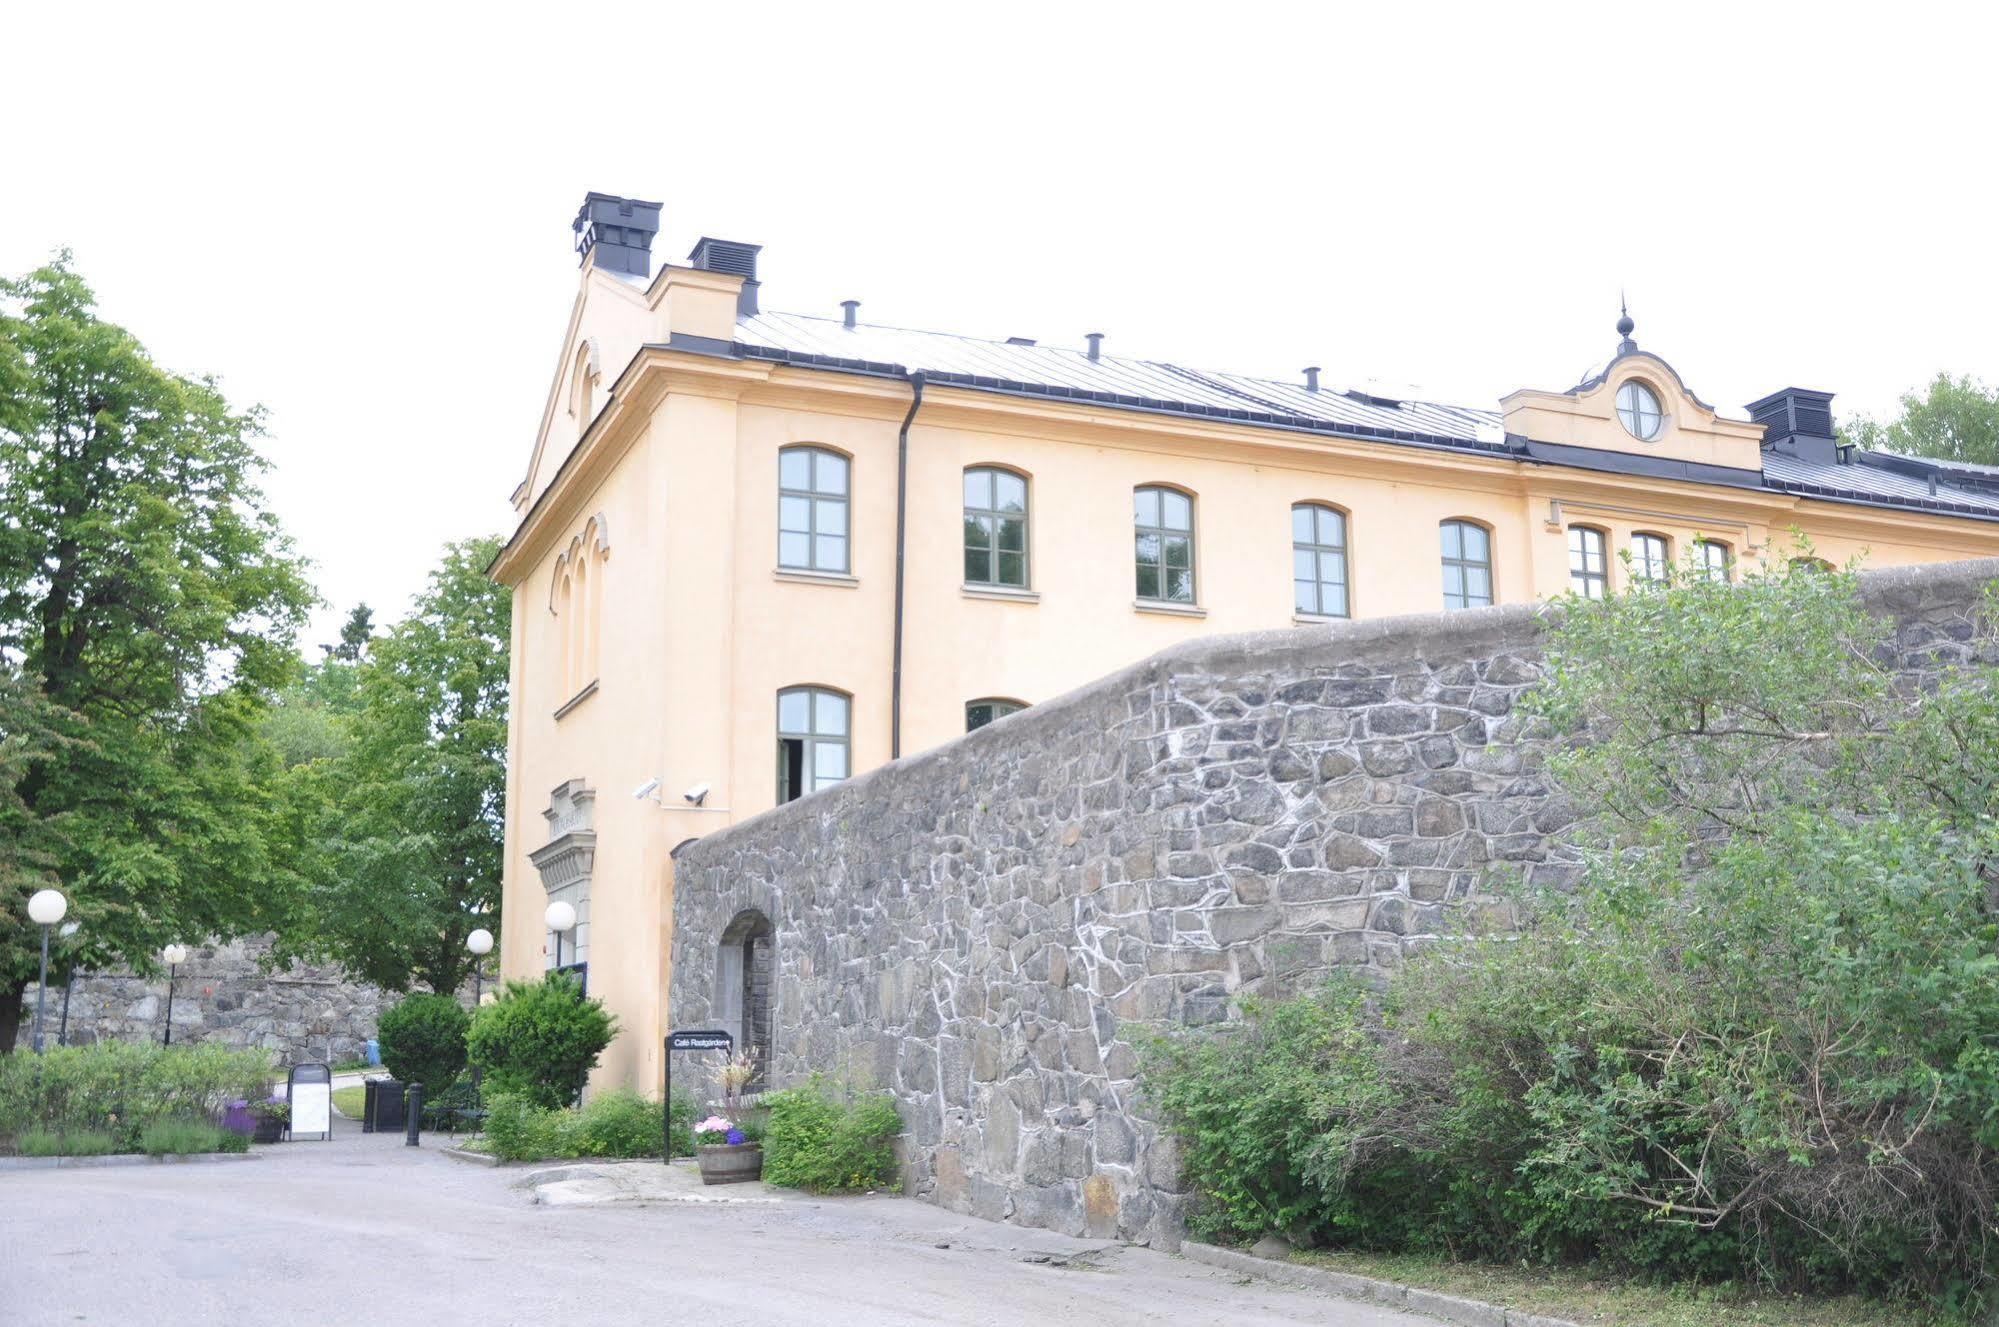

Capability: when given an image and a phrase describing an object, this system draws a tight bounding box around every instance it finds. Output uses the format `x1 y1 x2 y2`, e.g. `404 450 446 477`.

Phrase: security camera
633 777 662 801
683 782 710 806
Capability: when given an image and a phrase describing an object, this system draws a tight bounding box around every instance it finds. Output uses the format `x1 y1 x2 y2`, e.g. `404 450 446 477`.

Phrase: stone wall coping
1179 1241 1580 1327
684 555 1999 864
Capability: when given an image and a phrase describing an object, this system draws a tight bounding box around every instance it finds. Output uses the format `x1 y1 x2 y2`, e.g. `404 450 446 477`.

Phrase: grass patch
330 1086 365 1119
1291 1249 1929 1327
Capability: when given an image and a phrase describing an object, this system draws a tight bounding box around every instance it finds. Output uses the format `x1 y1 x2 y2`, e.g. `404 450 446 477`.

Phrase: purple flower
725 1128 745 1145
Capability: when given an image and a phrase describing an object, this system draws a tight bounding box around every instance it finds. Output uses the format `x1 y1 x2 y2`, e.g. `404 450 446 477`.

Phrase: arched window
965 697 1026 732
549 514 609 706
716 910 774 1090
1291 503 1350 618
963 467 1029 588
1134 485 1195 604
1440 520 1492 610
1695 538 1732 583
1567 526 1608 599
778 447 850 573
776 686 850 803
1630 532 1670 586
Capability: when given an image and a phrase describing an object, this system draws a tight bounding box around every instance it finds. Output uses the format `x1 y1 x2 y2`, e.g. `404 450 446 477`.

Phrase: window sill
772 568 859 588
553 679 599 720
961 584 1040 603
1293 612 1351 626
1133 599 1206 619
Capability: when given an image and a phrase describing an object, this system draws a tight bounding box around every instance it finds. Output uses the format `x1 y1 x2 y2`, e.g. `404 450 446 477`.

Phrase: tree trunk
0 980 26 1054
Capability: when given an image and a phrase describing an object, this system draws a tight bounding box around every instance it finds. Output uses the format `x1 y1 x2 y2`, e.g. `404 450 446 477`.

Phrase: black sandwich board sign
288 1062 333 1141
662 1028 733 1164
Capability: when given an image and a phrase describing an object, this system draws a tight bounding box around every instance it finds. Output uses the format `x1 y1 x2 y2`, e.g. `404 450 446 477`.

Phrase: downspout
891 371 924 759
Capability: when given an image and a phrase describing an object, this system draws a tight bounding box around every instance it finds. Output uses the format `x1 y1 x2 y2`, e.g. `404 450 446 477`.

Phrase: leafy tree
282 539 508 995
1842 372 1999 466
0 256 312 1051
324 603 373 663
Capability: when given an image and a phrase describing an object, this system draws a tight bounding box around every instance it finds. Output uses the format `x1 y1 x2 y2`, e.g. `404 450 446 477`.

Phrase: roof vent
1747 387 1839 465
1345 387 1403 409
1302 366 1321 393
841 299 859 329
687 237 763 316
573 192 663 278
1006 336 1036 346
1085 332 1104 362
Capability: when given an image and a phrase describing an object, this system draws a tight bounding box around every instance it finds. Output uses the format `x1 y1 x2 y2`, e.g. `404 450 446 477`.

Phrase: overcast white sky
4 3 1995 648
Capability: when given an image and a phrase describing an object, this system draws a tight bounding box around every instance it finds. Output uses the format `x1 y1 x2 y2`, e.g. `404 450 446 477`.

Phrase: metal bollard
362 1079 377 1133
405 1082 423 1146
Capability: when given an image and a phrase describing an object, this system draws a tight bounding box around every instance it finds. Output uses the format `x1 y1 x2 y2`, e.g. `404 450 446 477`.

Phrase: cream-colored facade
493 197 1999 1092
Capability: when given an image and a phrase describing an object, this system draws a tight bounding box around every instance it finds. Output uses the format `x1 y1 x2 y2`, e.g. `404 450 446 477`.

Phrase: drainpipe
892 371 925 759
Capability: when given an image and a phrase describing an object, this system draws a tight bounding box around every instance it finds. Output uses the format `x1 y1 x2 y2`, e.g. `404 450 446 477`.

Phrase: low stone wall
22 933 395 1065
667 558 1999 1246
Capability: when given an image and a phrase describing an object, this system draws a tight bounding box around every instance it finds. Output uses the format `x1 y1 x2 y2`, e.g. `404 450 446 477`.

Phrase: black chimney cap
1747 387 1840 465
687 237 763 316
573 193 663 278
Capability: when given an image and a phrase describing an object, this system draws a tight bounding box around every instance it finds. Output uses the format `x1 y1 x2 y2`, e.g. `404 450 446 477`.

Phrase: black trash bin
364 1077 406 1133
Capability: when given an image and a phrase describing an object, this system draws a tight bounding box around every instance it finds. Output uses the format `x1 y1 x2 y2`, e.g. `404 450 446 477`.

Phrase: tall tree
1842 372 1999 466
282 539 509 995
324 602 373 663
0 255 313 1049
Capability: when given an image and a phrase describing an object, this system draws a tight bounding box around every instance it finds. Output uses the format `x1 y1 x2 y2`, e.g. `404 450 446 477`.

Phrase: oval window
1616 381 1664 441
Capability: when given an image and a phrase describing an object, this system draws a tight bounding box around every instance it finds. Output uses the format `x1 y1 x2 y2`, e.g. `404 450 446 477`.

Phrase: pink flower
694 1115 732 1134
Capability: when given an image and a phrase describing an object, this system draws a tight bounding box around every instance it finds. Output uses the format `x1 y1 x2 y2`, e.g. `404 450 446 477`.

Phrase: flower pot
695 1142 763 1185
252 1116 287 1144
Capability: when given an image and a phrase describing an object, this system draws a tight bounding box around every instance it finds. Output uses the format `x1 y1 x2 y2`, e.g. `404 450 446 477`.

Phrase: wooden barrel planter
696 1142 764 1185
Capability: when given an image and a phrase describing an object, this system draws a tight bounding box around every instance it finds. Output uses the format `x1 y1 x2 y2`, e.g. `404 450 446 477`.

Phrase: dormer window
1616 380 1664 441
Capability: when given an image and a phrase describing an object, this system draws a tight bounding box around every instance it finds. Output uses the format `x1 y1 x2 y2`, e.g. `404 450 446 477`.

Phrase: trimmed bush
376 992 469 1095
760 1075 902 1192
466 973 616 1109
0 1042 272 1140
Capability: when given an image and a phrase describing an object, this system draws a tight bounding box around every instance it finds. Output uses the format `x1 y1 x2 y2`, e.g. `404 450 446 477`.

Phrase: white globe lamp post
465 928 494 1004
161 943 189 1046
26 889 67 1053
544 901 577 970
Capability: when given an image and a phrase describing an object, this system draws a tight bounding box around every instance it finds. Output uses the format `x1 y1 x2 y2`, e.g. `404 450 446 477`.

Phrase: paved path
1 1127 1431 1327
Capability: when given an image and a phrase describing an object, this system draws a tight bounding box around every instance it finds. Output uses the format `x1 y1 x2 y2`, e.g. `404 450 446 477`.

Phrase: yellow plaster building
492 193 1999 1090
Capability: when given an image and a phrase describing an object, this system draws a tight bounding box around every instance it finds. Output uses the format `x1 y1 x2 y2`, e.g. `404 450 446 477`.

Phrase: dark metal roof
711 309 1999 524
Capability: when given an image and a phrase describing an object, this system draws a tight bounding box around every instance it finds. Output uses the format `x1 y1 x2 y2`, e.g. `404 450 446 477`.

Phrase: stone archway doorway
715 909 774 1090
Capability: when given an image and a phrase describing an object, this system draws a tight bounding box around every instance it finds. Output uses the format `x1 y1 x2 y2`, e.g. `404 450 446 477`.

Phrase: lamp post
465 927 494 1099
26 889 67 1053
161 944 188 1046
544 902 577 971
466 927 494 1004
55 920 80 1047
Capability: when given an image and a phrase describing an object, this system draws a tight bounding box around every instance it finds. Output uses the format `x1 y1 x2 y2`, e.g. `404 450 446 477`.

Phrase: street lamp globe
466 928 494 956
543 902 577 934
162 943 189 965
27 889 67 926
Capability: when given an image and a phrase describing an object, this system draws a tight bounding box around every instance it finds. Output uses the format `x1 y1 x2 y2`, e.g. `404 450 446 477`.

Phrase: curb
442 1147 501 1167
0 1150 262 1172
1180 1242 1580 1327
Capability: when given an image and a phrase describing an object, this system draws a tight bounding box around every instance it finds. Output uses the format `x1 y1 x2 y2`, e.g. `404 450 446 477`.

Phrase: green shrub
138 1118 230 1156
760 1076 902 1192
0 1042 272 1138
479 1087 693 1162
466 973 616 1109
16 1128 66 1157
376 992 469 1095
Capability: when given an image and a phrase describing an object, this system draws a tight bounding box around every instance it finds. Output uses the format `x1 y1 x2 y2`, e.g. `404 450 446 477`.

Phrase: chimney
688 237 763 316
1085 332 1104 362
841 299 859 329
573 192 663 278
1747 387 1839 465
1302 366 1321 393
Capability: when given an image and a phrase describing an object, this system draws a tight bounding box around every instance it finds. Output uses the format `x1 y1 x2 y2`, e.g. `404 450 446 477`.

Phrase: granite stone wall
667 559 1999 1246
21 933 414 1065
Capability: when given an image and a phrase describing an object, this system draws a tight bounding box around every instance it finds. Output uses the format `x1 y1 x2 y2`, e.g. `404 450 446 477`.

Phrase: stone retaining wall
21 933 432 1065
668 559 1999 1246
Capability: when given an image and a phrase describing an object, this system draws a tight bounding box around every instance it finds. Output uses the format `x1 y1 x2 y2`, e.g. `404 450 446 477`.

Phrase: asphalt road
2 1127 1432 1327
